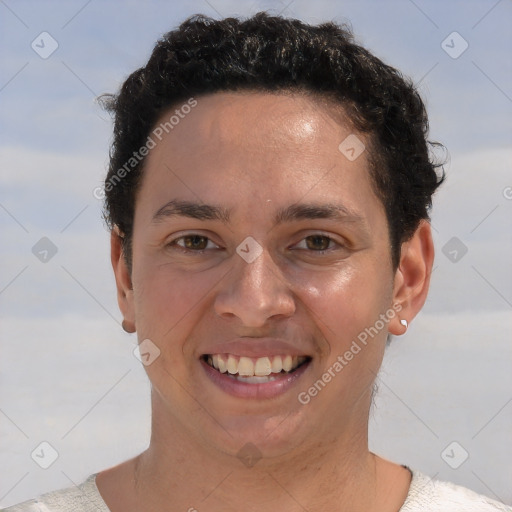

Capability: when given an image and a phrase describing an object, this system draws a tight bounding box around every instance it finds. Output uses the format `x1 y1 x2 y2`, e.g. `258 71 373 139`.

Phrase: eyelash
170 235 219 253
292 234 340 253
168 233 342 254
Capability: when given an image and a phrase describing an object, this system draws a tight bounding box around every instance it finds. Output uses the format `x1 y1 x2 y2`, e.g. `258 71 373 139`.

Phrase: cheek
297 264 393 411
132 258 224 342
296 260 393 355
131 264 218 390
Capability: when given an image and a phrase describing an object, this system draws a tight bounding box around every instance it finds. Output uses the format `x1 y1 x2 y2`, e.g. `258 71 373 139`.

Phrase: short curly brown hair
100 12 444 270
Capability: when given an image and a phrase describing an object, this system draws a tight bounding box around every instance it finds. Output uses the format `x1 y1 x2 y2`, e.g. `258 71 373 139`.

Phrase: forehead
155 91 352 158
137 91 381 224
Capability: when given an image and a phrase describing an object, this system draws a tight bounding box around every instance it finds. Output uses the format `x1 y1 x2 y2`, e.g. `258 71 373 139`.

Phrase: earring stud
400 319 408 330
122 320 135 333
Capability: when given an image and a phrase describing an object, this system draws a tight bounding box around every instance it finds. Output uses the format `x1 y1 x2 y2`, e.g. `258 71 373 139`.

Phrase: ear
111 230 136 333
389 220 434 335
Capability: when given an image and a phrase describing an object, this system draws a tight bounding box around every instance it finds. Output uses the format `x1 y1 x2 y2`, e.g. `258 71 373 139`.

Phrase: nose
213 246 296 327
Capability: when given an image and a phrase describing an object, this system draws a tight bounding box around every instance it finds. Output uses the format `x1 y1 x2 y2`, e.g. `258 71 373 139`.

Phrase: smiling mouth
202 354 311 383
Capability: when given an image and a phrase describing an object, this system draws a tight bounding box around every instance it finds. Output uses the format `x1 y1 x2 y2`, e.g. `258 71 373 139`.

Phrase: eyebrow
152 199 232 223
152 199 366 227
273 203 365 225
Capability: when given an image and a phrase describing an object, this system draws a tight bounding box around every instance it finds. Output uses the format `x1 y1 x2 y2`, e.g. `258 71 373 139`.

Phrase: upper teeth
207 354 306 376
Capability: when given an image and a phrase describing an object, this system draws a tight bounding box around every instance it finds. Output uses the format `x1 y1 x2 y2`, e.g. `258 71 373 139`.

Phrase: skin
97 91 434 512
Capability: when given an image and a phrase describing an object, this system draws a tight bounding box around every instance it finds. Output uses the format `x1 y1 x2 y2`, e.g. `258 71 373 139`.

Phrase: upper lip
200 338 312 358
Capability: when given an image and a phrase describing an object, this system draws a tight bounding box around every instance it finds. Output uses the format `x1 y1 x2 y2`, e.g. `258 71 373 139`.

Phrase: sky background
1 0 511 507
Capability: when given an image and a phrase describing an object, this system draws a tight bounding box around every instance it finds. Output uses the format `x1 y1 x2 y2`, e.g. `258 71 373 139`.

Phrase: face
115 92 413 460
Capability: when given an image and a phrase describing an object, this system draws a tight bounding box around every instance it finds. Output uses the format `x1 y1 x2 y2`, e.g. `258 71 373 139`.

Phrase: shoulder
1 474 109 512
400 470 511 512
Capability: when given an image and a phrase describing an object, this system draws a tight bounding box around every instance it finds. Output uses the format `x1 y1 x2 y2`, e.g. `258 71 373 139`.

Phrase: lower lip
200 359 311 399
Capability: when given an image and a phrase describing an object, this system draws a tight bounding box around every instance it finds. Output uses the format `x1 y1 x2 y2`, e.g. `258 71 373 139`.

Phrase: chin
199 407 315 463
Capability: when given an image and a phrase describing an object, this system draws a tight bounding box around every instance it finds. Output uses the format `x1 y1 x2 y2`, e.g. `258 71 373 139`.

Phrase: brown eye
304 235 332 251
168 233 221 254
182 235 209 250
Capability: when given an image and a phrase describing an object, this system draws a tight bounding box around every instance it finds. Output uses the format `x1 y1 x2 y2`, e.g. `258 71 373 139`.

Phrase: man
5 12 509 512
